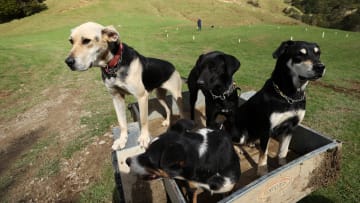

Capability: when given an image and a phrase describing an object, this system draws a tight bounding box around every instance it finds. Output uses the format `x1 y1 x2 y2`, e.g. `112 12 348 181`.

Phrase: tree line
0 0 47 23
287 0 360 31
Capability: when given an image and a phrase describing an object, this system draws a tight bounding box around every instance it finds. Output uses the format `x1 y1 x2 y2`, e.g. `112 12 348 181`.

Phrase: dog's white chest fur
196 128 212 157
270 110 305 130
104 58 144 95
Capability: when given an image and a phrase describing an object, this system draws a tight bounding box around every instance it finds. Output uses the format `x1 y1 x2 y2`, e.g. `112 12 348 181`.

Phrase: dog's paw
161 119 170 127
112 137 127 150
278 157 287 166
257 165 268 176
138 135 151 149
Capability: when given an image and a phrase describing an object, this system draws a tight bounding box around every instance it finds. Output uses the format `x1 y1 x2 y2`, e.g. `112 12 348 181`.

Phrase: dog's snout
126 157 132 166
197 80 205 86
314 63 325 73
65 57 75 69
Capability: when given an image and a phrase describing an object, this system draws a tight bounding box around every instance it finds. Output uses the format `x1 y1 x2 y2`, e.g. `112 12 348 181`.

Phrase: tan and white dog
65 22 184 150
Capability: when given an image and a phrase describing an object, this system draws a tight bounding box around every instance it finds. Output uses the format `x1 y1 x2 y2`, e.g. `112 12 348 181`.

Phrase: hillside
0 0 299 36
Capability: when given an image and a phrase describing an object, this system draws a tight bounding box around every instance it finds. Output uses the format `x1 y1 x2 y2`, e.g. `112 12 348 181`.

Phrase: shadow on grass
298 195 334 203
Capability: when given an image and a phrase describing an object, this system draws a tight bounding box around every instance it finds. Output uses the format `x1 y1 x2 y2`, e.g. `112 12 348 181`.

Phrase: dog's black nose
126 158 132 166
65 57 75 68
197 80 205 86
314 63 325 73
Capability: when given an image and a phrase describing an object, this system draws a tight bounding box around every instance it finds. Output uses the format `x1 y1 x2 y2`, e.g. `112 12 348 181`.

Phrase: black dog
231 41 325 176
188 51 241 128
126 119 240 203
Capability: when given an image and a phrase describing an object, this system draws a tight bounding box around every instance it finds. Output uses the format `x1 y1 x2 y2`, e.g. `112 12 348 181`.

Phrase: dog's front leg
111 93 128 150
137 92 151 148
277 134 292 166
257 137 270 176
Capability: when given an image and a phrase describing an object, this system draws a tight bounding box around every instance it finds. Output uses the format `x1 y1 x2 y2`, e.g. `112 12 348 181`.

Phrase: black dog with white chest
188 51 241 129
126 119 240 203
231 41 325 176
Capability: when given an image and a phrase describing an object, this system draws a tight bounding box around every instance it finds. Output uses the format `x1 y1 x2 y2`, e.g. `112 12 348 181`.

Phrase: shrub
0 0 47 23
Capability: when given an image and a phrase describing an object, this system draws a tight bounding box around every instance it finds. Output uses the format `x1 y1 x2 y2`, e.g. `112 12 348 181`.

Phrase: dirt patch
0 90 12 99
306 144 342 190
0 83 115 202
313 80 360 98
0 127 44 174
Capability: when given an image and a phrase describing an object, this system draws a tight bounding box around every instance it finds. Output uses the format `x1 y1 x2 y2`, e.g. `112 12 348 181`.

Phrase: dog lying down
126 119 240 203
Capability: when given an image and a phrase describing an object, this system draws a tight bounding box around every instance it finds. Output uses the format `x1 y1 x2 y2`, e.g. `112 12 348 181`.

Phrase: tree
0 0 47 23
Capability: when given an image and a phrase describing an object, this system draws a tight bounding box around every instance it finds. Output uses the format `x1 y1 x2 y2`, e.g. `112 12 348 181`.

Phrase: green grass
78 164 115 203
0 0 359 202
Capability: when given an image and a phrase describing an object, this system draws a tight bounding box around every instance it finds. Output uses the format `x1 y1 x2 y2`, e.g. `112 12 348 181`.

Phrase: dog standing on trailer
187 51 241 129
65 22 184 150
231 40 326 176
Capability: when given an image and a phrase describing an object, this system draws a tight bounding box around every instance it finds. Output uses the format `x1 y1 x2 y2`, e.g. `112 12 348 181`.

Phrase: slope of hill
0 0 299 36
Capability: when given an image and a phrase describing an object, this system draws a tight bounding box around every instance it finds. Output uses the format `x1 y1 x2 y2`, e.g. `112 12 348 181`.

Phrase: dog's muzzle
197 79 205 87
65 56 76 71
314 63 325 75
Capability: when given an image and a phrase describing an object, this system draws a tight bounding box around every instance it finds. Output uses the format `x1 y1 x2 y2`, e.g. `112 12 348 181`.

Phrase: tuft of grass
37 159 61 177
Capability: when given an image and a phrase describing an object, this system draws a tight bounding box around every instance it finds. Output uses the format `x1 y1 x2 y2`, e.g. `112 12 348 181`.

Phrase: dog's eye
69 39 73 44
299 48 307 56
82 38 91 45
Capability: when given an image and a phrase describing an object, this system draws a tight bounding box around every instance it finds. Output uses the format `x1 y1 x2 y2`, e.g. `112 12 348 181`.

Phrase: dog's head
195 51 240 92
64 22 121 71
272 40 325 82
126 119 195 180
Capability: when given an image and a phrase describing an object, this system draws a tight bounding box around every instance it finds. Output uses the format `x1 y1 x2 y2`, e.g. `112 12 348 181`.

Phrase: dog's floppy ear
160 143 186 169
194 54 205 69
101 25 120 42
169 119 195 133
223 54 240 76
272 40 294 59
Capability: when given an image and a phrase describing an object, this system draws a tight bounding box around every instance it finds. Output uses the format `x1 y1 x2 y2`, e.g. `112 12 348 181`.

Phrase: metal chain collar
210 82 241 100
272 81 305 104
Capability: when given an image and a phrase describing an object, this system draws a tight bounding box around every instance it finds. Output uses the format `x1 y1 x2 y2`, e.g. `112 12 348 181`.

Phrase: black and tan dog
188 51 241 129
231 40 325 176
65 22 184 150
126 119 240 203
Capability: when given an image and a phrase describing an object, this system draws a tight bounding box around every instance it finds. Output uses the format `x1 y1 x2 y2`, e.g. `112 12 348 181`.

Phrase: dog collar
272 81 305 104
210 82 240 100
107 43 124 68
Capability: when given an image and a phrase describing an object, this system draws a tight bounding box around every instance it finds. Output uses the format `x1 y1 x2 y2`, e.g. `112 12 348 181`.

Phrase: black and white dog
126 119 240 203
188 51 241 129
231 41 325 176
64 22 184 150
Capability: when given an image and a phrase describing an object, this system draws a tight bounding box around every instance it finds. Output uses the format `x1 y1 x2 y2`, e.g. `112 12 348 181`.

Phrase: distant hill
0 0 300 36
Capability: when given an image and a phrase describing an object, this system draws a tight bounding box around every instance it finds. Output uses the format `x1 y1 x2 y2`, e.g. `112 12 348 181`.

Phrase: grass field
0 0 359 202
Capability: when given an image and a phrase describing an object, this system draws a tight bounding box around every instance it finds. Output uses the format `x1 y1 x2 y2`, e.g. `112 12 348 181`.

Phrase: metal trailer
112 91 341 203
